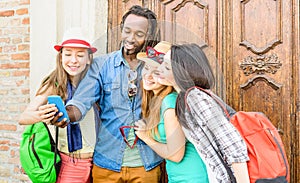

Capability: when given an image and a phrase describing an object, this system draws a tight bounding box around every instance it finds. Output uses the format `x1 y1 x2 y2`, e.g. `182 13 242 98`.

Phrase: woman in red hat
19 28 97 183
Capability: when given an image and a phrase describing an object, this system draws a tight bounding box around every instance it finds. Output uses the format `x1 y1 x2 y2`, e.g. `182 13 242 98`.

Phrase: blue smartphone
47 95 70 123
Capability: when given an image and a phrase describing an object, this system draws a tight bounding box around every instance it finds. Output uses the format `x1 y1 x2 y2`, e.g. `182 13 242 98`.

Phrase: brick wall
0 0 31 182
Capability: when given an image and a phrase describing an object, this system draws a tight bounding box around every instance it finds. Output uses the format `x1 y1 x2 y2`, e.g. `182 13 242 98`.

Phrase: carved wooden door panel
107 0 299 182
227 0 298 182
107 0 216 50
108 0 224 95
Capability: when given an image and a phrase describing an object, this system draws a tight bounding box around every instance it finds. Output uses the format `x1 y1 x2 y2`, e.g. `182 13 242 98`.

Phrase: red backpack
230 111 289 183
186 86 289 183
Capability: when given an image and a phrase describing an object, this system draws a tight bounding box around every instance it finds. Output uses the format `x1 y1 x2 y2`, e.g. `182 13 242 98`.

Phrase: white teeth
127 45 134 49
145 80 154 85
124 42 134 49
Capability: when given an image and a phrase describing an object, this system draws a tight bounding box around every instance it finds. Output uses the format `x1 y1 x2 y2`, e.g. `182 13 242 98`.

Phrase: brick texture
0 0 30 182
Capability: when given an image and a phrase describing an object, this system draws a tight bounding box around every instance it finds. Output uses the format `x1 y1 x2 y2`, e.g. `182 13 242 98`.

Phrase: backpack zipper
30 133 44 169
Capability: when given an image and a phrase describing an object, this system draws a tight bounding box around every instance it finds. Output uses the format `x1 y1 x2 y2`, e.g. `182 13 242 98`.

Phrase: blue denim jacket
66 48 163 172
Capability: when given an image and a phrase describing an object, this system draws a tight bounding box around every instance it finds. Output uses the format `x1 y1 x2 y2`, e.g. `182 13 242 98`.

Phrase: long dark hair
121 5 160 50
171 43 215 129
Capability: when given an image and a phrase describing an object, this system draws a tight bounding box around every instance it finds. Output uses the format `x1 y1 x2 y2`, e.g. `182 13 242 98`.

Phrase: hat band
61 39 91 48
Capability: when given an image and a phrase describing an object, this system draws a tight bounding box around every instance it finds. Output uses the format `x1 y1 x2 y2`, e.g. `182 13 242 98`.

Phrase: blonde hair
141 81 174 138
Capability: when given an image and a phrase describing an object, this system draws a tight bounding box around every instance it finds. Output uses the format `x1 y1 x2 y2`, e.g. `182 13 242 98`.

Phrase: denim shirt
66 48 163 172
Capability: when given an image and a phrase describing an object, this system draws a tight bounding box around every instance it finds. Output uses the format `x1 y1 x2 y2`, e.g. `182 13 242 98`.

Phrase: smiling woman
135 41 209 183
18 28 97 183
61 47 91 83
158 43 250 183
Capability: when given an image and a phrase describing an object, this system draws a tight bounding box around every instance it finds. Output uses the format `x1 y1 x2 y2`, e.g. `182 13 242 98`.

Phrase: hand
134 119 147 130
47 104 68 128
38 104 57 124
50 112 69 128
134 119 148 140
38 103 68 128
50 105 81 128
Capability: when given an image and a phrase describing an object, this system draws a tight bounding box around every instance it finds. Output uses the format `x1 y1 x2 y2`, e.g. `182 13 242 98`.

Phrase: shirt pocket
103 82 120 94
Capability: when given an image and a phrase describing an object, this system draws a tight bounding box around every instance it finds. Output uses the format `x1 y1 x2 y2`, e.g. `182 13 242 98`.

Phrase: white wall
30 0 57 98
30 0 108 98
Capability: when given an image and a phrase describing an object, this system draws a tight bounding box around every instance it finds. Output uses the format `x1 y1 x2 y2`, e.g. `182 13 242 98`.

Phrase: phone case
47 95 70 123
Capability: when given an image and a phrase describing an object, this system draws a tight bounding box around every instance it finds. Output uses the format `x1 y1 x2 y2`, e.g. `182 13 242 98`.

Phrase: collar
114 47 126 67
114 47 142 69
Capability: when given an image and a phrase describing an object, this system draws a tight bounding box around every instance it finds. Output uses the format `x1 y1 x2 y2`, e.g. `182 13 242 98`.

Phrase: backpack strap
267 129 289 178
54 126 59 167
185 86 289 180
41 123 59 167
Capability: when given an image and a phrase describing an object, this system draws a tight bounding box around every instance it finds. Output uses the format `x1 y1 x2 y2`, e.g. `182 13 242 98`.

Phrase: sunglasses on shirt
128 70 138 97
119 125 138 149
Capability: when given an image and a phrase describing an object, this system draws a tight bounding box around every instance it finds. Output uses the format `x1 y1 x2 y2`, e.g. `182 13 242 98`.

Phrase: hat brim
137 52 161 67
54 44 97 53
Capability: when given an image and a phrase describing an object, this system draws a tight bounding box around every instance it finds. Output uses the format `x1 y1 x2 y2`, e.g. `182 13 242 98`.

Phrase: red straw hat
54 28 97 53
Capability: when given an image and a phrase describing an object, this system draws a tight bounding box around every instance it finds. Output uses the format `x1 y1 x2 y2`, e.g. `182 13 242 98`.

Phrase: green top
122 60 143 167
122 124 143 167
155 92 209 183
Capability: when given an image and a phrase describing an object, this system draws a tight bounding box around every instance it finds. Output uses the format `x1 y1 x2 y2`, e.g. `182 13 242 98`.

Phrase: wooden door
108 0 224 95
226 0 299 182
107 0 299 182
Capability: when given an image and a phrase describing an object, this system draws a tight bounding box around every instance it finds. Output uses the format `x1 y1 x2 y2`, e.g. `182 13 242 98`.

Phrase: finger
60 124 66 128
43 116 55 124
133 125 140 130
134 121 140 126
134 123 147 131
135 120 145 126
41 111 57 120
38 104 56 111
43 106 58 114
55 121 65 127
50 112 62 125
61 122 69 128
55 120 68 128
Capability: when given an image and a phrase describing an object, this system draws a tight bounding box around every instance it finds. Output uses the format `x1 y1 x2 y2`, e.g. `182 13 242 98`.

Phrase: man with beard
51 5 163 183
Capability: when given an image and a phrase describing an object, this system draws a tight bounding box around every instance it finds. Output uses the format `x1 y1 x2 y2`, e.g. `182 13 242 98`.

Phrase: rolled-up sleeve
66 56 105 120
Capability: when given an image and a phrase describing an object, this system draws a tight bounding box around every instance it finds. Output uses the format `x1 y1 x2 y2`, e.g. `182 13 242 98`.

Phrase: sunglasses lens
128 83 137 97
147 48 156 57
128 70 137 97
157 54 164 63
128 70 137 82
